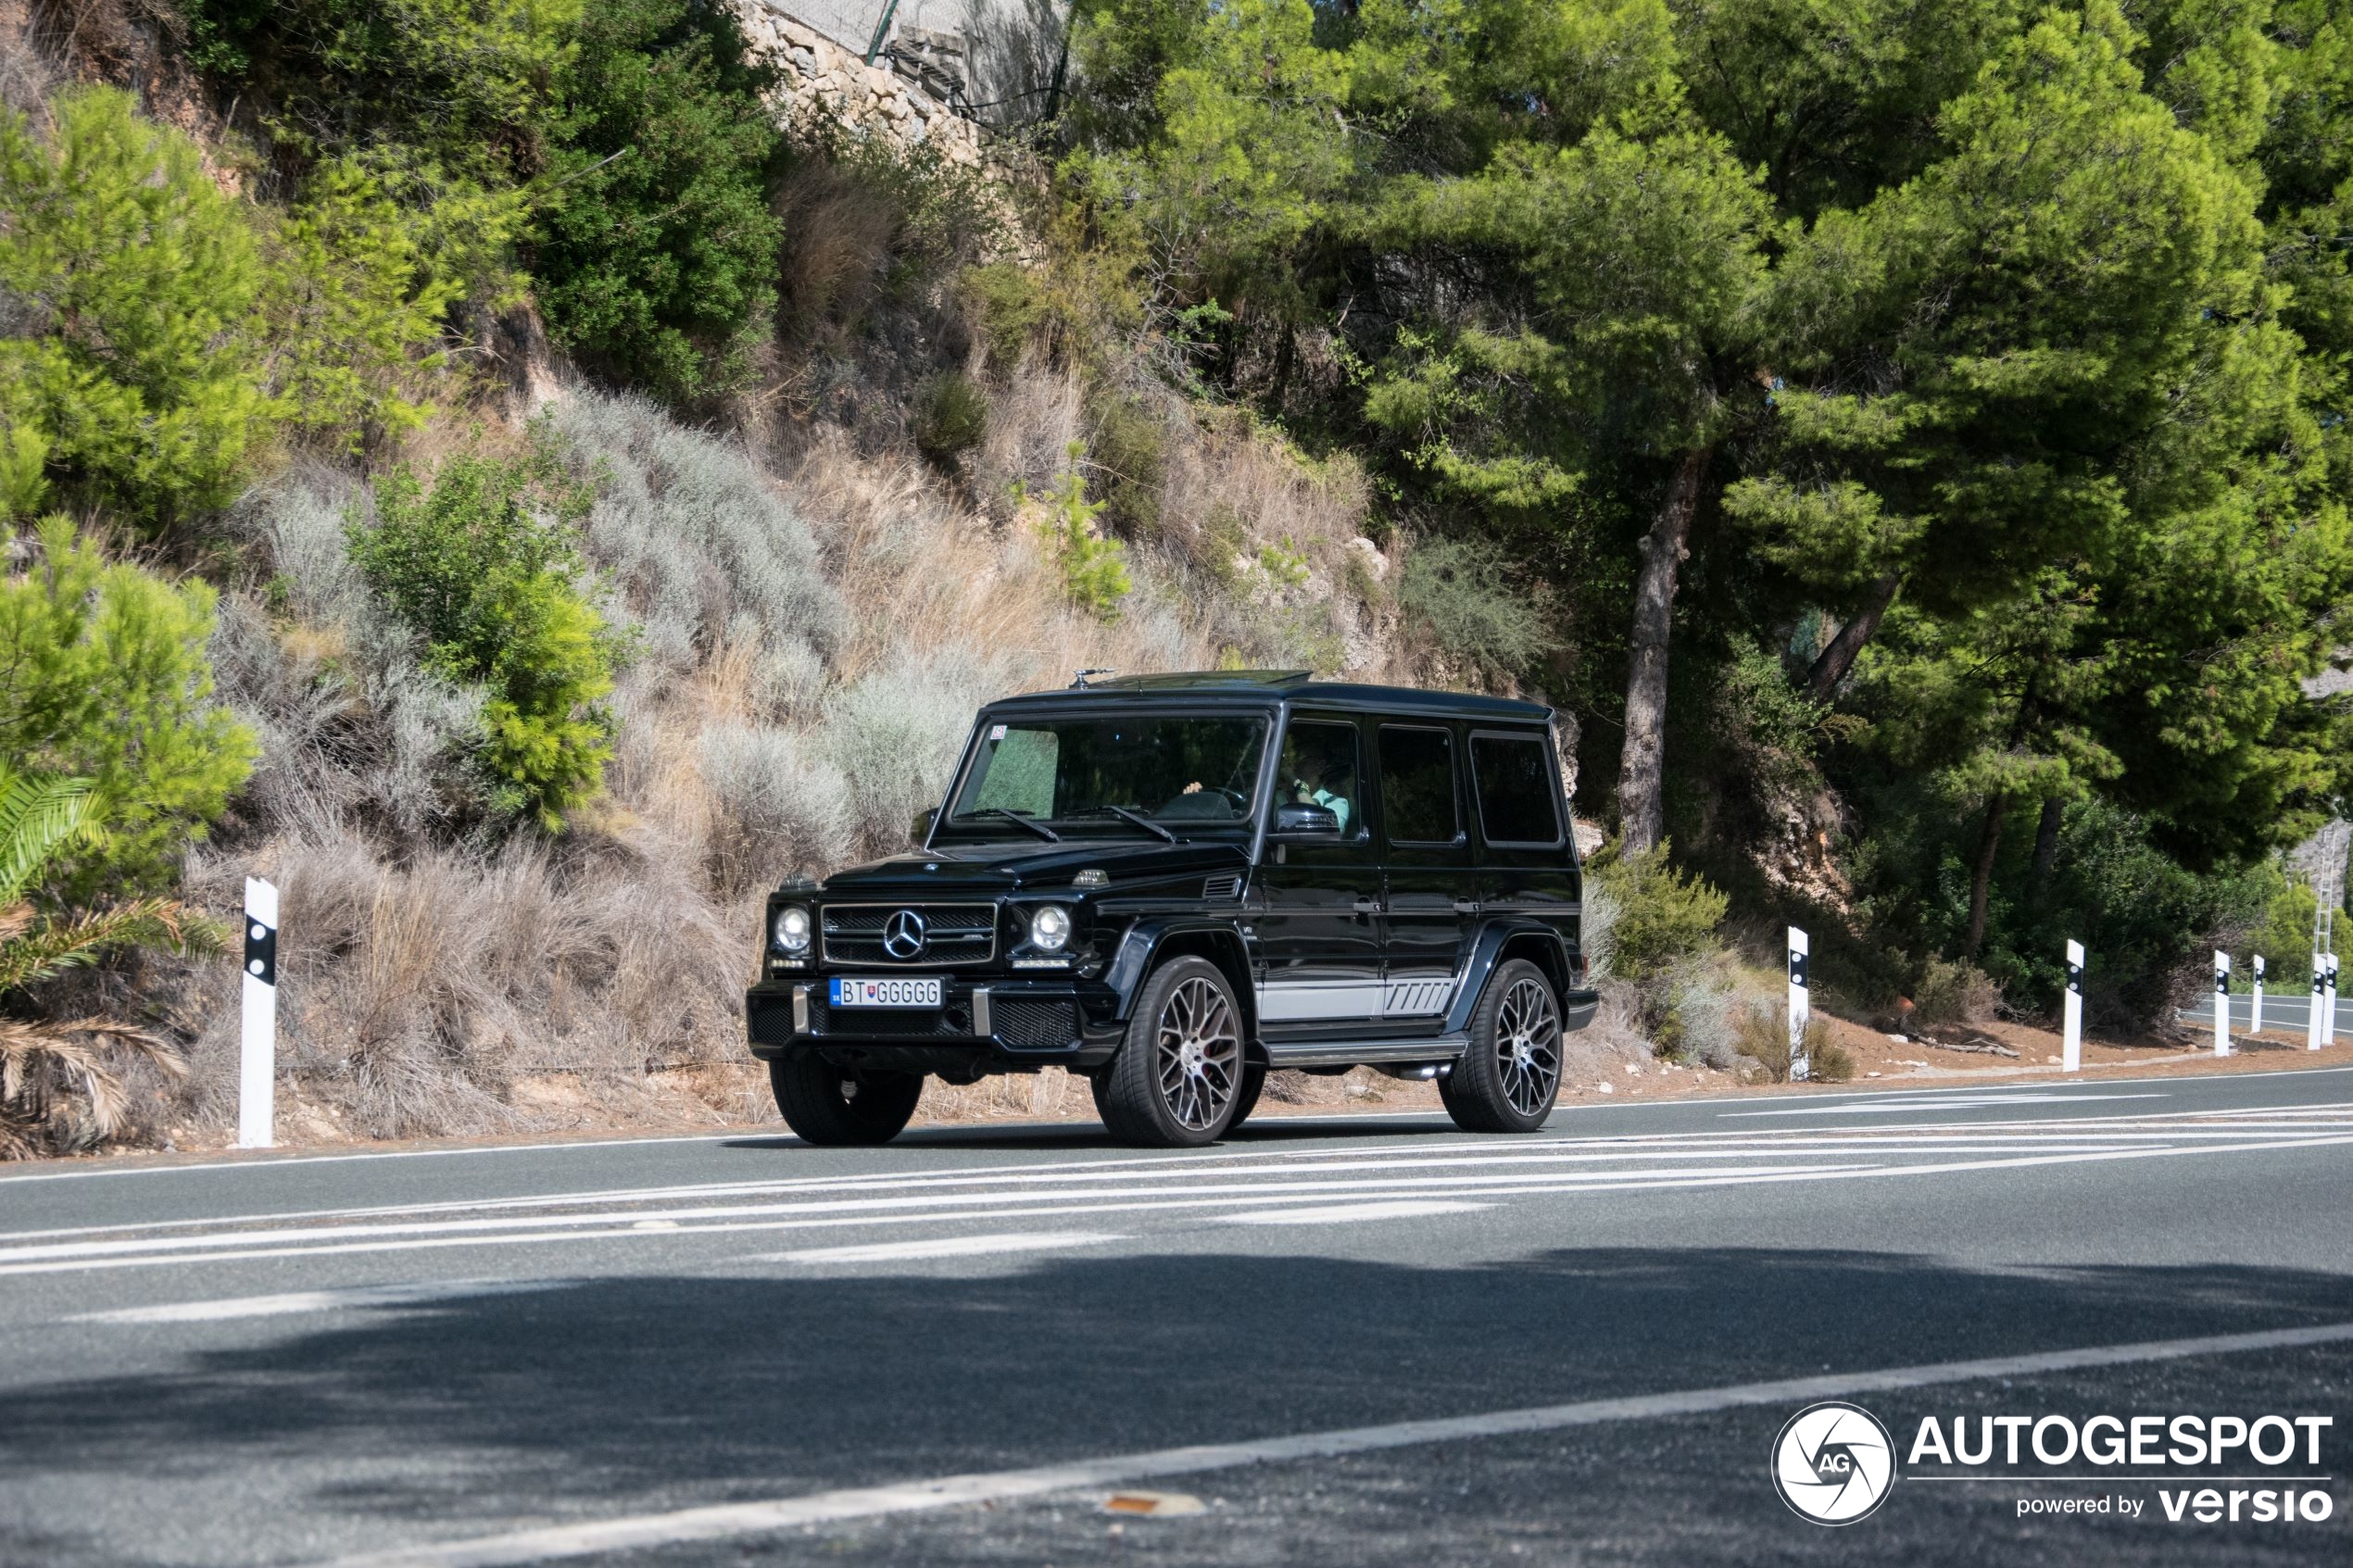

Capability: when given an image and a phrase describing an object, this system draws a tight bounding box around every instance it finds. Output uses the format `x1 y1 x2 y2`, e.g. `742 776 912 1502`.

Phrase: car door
1376 721 1473 1025
1252 711 1384 1027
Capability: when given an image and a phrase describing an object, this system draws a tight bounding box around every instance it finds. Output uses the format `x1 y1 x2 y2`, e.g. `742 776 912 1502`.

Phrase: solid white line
310 1319 2353 1568
75 1277 580 1324
771 1232 1124 1265
1218 1199 1489 1225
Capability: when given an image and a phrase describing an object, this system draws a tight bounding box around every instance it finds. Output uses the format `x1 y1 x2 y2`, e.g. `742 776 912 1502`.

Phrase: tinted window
1277 719 1365 838
1472 734 1561 846
1380 725 1459 844
948 715 1268 832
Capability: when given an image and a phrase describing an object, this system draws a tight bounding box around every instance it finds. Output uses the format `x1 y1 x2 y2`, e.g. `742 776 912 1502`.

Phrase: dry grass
110 361 1430 1154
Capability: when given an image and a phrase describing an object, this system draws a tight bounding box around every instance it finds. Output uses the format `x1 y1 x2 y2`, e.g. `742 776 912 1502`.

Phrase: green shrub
1587 838 1728 983
349 438 623 831
532 0 784 402
1087 391 1165 537
264 158 462 453
179 0 568 189
912 372 990 464
1911 956 2001 1026
2242 874 2321 988
0 89 275 530
1731 1007 1834 1084
0 518 257 897
1029 447 1132 620
1397 534 1557 675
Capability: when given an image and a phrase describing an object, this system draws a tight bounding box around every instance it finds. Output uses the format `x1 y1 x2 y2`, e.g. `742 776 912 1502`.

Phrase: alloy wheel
1155 974 1240 1132
1495 976 1561 1116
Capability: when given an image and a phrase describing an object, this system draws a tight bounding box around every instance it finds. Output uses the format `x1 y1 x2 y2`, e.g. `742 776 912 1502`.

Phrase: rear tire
1439 959 1561 1134
1098 957 1245 1147
770 1055 924 1146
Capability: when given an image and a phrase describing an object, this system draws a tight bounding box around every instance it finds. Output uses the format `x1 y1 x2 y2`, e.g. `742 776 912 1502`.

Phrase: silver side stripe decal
1256 976 1459 1021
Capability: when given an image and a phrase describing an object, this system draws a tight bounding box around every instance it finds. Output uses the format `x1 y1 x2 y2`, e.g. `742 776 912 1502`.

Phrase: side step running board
1264 1035 1469 1069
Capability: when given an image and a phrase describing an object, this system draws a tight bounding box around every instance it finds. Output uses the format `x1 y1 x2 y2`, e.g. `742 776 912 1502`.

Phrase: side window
1471 733 1562 847
1379 725 1459 845
1277 719 1365 838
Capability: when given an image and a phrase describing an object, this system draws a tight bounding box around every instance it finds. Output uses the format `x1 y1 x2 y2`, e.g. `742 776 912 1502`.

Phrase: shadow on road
721 1111 1459 1155
4 1246 2350 1564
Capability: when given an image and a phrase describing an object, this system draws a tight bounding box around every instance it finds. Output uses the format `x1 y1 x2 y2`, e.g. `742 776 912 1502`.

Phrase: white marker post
2061 940 2083 1073
239 877 278 1149
1786 926 1810 1084
2315 949 2334 1048
2251 955 2265 1036
2213 950 2231 1058
2310 956 2327 1050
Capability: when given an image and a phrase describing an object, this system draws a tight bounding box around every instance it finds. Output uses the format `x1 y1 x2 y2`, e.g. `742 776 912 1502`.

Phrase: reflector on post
2213 950 2231 1058
1787 926 1809 1084
2061 940 2083 1073
239 877 278 1149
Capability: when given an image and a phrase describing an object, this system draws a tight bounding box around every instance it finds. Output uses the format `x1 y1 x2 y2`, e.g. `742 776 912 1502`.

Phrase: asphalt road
3 1067 2351 1568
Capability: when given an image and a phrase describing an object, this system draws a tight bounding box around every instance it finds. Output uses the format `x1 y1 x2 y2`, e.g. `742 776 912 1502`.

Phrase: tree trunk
1964 792 2007 960
2029 794 2063 908
1805 571 1901 706
1616 445 1712 854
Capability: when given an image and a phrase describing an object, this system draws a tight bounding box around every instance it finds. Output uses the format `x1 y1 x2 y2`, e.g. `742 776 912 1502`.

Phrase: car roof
980 671 1554 723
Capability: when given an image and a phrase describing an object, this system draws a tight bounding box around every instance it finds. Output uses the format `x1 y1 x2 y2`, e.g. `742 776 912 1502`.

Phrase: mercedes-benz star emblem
881 909 928 960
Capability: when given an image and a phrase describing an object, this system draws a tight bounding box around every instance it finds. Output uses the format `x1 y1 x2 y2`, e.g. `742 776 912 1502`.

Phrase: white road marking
74 1277 579 1324
19 1121 2353 1278
1218 1199 1489 1225
771 1231 1125 1265
1722 1093 2171 1117
308 1319 2353 1568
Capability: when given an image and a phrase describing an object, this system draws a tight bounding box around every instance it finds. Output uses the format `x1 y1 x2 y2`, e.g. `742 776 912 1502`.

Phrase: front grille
993 998 1078 1051
822 902 997 967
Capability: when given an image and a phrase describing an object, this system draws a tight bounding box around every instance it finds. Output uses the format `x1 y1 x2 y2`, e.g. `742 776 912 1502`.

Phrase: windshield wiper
1071 805 1178 844
954 807 1061 842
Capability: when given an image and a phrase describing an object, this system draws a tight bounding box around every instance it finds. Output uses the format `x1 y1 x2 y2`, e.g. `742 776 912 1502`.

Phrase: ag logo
1771 1401 1896 1524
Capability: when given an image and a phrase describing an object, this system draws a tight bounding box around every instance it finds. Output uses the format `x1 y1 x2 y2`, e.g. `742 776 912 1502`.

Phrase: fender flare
1102 917 1257 1027
1446 921 1600 1035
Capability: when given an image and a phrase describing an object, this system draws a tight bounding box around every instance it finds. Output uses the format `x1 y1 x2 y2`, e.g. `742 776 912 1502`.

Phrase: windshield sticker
989 723 1007 741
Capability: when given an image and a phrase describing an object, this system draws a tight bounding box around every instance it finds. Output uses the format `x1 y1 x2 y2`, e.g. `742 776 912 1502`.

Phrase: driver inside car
1287 750 1352 834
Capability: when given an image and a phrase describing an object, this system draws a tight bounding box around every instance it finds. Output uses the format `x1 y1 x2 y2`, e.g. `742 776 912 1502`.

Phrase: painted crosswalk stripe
75 1277 579 1324
1218 1199 1489 1225
771 1232 1124 1265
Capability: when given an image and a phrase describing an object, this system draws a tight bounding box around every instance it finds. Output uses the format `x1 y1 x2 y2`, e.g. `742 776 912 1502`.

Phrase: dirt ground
77 1015 2353 1173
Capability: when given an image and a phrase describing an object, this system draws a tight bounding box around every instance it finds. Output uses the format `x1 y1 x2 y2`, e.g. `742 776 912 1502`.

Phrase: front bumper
745 975 1125 1073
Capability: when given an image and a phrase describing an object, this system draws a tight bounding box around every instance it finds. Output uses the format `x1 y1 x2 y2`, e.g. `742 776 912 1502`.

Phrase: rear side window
1471 733 1562 847
1379 725 1459 845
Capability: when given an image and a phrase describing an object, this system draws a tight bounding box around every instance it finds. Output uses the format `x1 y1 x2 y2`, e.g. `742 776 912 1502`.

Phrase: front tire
770 1055 924 1146
1098 957 1246 1147
1440 960 1562 1133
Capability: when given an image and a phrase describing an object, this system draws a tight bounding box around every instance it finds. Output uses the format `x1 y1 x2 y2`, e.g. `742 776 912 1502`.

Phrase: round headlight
772 904 812 955
1029 904 1072 953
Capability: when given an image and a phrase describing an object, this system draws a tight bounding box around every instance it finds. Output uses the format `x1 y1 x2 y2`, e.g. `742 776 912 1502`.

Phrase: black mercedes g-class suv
746 671 1597 1148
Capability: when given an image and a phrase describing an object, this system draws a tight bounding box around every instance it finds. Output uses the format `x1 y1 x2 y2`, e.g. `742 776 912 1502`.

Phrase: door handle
1353 897 1382 916
1453 898 1480 915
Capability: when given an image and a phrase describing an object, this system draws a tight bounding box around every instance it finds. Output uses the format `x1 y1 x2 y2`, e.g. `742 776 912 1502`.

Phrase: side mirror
1271 801 1341 837
909 807 937 847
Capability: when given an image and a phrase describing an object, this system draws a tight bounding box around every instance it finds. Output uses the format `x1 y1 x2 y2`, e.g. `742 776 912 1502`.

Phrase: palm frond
0 1017 182 1153
0 772 95 907
0 898 220 993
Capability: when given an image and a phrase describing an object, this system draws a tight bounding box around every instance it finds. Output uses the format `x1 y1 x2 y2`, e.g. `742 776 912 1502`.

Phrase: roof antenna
1071 668 1115 689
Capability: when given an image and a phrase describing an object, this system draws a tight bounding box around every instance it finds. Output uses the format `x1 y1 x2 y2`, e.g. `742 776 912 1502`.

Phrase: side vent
1203 873 1243 901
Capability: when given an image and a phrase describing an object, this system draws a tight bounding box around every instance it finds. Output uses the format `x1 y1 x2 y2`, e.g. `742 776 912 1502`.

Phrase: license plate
830 977 942 1009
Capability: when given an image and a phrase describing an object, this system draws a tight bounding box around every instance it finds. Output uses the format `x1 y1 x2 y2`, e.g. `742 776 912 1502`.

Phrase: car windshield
945 713 1269 836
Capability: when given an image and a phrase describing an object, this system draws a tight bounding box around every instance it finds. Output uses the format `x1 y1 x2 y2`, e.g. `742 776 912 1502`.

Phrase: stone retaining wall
731 0 984 167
